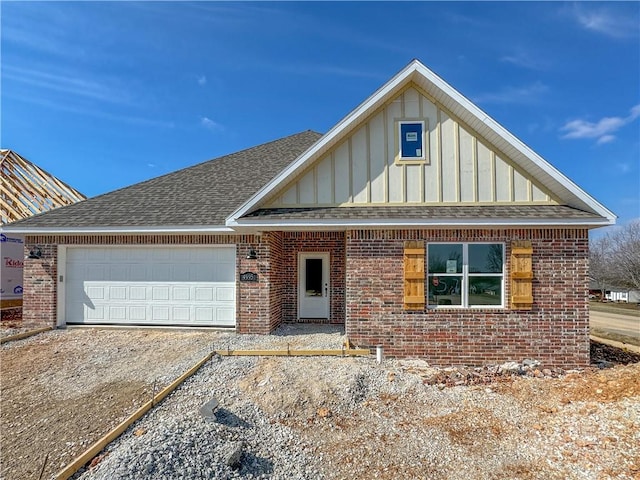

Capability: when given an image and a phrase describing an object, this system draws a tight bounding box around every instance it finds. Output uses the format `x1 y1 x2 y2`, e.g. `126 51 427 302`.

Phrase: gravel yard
1 326 639 480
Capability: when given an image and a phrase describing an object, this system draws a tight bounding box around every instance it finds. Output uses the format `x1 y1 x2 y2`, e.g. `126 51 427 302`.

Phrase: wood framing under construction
1 149 86 224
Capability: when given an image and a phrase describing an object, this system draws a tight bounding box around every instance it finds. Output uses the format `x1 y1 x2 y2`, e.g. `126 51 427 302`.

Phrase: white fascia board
411 63 616 222
0 225 236 235
226 61 419 225
228 216 614 229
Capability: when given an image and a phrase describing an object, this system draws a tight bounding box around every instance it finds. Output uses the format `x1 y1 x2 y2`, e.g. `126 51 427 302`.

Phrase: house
589 280 640 303
1 60 615 366
1 149 85 321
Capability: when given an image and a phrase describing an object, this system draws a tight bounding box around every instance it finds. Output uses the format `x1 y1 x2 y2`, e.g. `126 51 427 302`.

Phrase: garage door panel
109 286 127 300
216 287 235 302
151 306 170 322
173 307 190 322
110 306 127 321
86 305 105 320
195 287 214 301
152 286 170 301
216 308 235 325
130 306 146 321
173 287 190 301
65 247 236 327
86 285 105 300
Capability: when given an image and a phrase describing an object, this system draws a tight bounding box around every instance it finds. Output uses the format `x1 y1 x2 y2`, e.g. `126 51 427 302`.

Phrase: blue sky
2 1 639 231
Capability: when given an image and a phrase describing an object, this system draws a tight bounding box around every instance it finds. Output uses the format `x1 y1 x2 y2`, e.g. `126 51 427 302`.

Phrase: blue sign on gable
400 122 424 159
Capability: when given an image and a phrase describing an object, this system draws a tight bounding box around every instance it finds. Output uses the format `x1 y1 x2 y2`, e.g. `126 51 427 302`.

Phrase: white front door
298 252 330 319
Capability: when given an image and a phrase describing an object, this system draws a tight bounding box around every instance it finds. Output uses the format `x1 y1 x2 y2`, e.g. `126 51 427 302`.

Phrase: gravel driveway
1 325 340 480
2 326 639 480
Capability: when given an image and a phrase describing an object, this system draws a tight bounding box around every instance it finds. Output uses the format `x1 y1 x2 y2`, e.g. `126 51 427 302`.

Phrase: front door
298 252 330 319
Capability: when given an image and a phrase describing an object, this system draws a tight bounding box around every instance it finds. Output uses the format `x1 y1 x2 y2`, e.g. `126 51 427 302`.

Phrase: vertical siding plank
422 96 439 202
369 112 386 203
316 154 333 204
333 141 350 203
477 141 493 202
351 126 368 203
459 126 475 202
440 111 457 202
513 169 529 202
387 97 403 202
532 184 548 202
298 168 315 204
281 183 297 205
495 155 510 202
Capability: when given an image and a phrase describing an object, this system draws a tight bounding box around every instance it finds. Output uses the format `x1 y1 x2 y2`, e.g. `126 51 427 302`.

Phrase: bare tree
589 234 613 301
608 220 640 291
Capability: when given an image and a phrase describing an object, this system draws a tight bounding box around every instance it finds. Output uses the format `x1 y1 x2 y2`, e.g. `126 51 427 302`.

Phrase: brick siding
345 228 590 367
23 228 590 367
280 232 345 324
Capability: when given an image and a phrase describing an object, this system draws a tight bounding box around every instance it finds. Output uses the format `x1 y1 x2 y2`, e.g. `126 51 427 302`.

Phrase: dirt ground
1 328 639 480
0 329 221 480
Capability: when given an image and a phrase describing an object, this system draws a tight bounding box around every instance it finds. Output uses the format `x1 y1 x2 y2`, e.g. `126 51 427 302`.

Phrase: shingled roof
242 205 602 222
5 130 322 230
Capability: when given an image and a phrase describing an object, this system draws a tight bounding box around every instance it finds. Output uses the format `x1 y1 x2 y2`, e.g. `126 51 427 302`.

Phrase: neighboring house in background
589 280 640 303
2 60 615 366
0 150 85 318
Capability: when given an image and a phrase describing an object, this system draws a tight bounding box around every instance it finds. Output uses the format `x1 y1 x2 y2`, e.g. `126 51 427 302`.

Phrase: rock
498 361 521 374
317 407 332 418
522 359 541 368
542 369 553 376
224 440 244 469
199 397 219 422
597 360 614 369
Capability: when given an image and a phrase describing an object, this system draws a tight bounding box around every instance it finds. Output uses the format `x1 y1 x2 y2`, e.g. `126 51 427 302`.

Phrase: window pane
428 275 462 306
468 244 503 273
400 122 424 158
428 244 462 274
468 276 502 305
305 259 322 296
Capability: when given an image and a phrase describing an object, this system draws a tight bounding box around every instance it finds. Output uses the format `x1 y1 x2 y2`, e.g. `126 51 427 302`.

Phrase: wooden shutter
404 240 425 310
511 241 533 310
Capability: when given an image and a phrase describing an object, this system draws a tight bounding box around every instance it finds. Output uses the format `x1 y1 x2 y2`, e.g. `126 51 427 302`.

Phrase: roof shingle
241 205 602 221
6 131 322 229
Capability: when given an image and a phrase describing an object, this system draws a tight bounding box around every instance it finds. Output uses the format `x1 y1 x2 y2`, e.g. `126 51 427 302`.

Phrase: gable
266 85 555 207
230 60 614 227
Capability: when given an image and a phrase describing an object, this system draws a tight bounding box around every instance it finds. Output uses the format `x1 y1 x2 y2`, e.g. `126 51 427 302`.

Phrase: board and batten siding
268 85 554 207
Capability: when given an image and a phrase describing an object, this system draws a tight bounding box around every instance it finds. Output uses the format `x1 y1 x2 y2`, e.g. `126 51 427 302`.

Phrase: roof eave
0 225 235 235
228 216 613 230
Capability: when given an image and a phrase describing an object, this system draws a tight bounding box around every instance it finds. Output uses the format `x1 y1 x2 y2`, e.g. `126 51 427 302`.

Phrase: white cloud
473 82 549 105
4 64 133 105
500 49 549 71
570 4 639 39
200 116 223 132
560 104 640 144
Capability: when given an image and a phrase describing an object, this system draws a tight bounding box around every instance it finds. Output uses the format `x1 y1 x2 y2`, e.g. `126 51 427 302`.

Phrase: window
427 243 504 308
397 120 427 162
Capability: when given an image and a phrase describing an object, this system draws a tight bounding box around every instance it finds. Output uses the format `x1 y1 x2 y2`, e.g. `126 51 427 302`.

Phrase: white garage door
65 246 236 327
